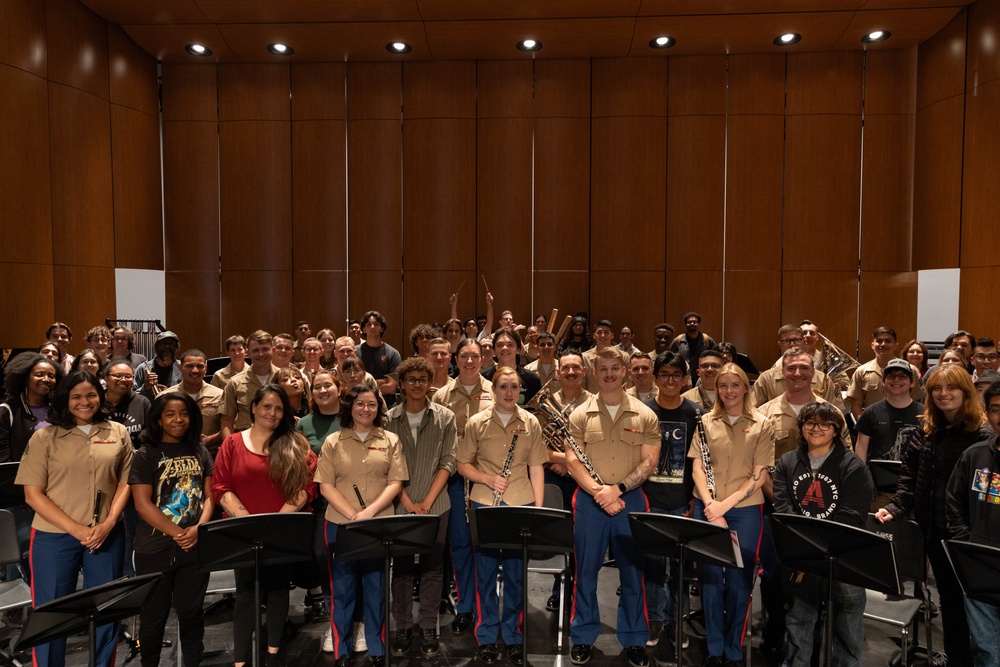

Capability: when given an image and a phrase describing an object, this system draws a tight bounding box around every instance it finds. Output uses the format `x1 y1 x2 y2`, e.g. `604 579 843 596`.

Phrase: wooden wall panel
475 272 532 332
45 0 109 99
916 8 968 109
346 120 401 268
912 96 964 269
667 55 726 116
0 264 54 346
346 62 401 120
959 267 1000 340
476 117 531 271
291 63 346 120
666 115 725 270
166 270 221 354
402 61 476 119
53 265 115 334
865 48 917 116
967 0 1000 91
292 270 348 337
533 122 590 270
781 270 859 352
402 270 470 343
859 271 918 356
111 105 163 269
534 59 589 118
221 270 292 343
664 270 723 345
591 58 667 118
347 270 404 351
728 54 784 116
590 271 666 352
1 0 47 76
477 60 533 118
0 66 52 265
782 115 862 271
218 121 292 271
722 270 781 374
786 52 864 115
218 64 290 121
291 120 347 271
725 115 784 271
161 64 217 122
163 121 219 272
48 83 114 268
861 114 915 272
108 24 157 117
531 271 590 332
960 78 1000 268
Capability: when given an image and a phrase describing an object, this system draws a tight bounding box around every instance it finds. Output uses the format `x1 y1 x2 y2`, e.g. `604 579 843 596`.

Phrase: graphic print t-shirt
642 398 698 510
129 441 214 554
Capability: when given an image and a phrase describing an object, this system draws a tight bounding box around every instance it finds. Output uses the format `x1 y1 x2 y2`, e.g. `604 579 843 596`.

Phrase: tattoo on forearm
738 468 767 502
621 456 656 492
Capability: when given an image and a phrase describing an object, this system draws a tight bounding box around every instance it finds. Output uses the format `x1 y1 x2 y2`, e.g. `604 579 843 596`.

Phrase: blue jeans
643 505 688 623
781 574 865 667
966 596 1000 667
693 501 762 662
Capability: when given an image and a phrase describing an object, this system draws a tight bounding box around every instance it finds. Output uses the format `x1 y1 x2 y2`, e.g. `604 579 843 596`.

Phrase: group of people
2 310 1000 667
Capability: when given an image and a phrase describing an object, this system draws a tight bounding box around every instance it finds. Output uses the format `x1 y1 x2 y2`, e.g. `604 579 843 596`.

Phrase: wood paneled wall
0 0 160 349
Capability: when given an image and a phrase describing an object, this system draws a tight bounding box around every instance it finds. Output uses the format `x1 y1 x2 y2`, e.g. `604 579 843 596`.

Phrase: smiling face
402 370 431 403
557 353 586 390
303 340 323 365
88 333 110 355
272 337 295 367
311 373 340 413
68 380 102 425
930 382 964 421
444 322 462 344
351 390 379 430
905 344 925 368
429 343 451 372
106 363 134 397
717 373 748 414
48 326 71 352
248 339 273 371
629 356 653 390
159 399 191 443
782 353 815 394
655 365 686 399
26 361 58 403
595 355 625 394
76 352 100 376
180 355 207 386
251 391 285 431
883 369 914 398
494 333 518 366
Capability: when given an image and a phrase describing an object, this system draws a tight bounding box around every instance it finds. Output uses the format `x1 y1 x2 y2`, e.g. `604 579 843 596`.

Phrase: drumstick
481 274 491 294
455 277 467 295
547 308 559 333
554 315 572 342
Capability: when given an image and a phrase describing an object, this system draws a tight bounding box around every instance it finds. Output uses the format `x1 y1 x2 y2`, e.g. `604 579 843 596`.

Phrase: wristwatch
617 482 627 494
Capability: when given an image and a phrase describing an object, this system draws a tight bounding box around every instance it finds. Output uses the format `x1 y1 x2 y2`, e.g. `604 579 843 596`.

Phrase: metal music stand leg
253 544 262 666
384 539 392 667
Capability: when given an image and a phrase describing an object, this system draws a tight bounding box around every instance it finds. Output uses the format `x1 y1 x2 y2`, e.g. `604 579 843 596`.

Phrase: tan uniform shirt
846 359 924 409
687 410 774 508
751 366 844 411
568 392 660 485
210 363 243 390
222 365 279 430
163 381 224 436
626 385 658 401
582 347 631 393
315 427 408 524
16 422 134 532
681 385 715 410
524 359 559 389
457 407 547 506
431 375 494 437
757 394 852 461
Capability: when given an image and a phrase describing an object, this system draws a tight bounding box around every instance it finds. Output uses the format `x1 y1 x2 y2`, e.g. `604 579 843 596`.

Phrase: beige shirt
457 406 547 506
163 381 224 437
222 365 279 430
757 394 852 461
626 385 659 401
568 392 660 484
846 359 924 409
687 410 774 508
524 359 559 389
681 385 715 410
315 427 408 524
431 375 494 437
16 422 133 532
210 363 242 390
751 366 844 411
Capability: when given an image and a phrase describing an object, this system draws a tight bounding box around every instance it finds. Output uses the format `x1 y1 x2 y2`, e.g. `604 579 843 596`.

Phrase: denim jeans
966 596 1000 667
781 573 865 667
643 505 689 623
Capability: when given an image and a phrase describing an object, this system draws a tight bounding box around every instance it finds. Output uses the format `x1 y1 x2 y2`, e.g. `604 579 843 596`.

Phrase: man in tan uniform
846 327 922 421
752 325 844 411
221 330 279 437
525 332 559 388
162 349 224 456
681 350 723 410
583 320 630 393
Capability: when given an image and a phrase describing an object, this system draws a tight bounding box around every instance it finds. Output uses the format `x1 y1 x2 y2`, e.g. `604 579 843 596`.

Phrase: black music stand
945 540 1000 606
0 462 24 507
335 515 440 667
14 573 161 667
868 460 902 495
474 506 574 666
198 513 315 663
629 513 740 666
770 514 899 667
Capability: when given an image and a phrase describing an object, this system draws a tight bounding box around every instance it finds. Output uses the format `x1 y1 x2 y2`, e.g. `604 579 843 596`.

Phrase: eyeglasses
802 421 835 432
780 337 804 345
404 377 429 386
974 354 999 362
108 373 133 381
699 362 722 370
657 373 686 382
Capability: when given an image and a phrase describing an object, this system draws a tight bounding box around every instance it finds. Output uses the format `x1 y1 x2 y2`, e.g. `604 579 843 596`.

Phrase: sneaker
371 656 385 667
352 622 367 653
335 656 351 667
665 621 690 649
390 628 413 657
322 628 334 653
646 621 662 647
419 628 440 658
703 657 724 667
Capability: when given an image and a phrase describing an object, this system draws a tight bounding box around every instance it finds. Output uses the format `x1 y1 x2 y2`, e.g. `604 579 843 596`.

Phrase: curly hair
3 352 63 402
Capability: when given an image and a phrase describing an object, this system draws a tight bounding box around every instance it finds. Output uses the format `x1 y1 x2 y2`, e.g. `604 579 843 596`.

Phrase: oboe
492 434 518 506
353 484 367 510
695 411 716 500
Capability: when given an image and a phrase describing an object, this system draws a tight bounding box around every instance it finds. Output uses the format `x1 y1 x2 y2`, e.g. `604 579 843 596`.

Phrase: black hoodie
945 433 1000 547
772 440 874 528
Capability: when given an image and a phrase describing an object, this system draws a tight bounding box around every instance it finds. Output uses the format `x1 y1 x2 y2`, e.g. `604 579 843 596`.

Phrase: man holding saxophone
566 348 660 667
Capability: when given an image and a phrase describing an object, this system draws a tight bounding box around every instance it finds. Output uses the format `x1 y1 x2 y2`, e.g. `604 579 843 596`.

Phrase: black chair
0 509 32 667
526 484 573 650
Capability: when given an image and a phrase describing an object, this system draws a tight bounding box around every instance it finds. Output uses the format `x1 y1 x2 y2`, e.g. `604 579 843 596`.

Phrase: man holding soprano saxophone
566 348 660 667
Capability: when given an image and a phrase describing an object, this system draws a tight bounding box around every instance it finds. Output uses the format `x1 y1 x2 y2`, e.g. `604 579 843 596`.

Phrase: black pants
233 563 293 662
134 546 209 667
927 526 971 664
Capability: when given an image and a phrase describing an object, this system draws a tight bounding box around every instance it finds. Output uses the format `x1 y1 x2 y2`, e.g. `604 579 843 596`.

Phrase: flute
353 484 367 510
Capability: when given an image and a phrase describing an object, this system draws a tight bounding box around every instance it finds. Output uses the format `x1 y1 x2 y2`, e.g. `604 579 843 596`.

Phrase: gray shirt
384 400 458 516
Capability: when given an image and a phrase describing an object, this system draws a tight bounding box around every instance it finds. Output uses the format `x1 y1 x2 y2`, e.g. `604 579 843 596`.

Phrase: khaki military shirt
687 410 774 508
457 407 546 507
757 394 852 461
751 366 844 411
524 359 559 389
163 381 224 437
431 375 494 437
568 392 660 485
222 365 279 430
315 427 408 524
681 385 715 411
846 359 923 409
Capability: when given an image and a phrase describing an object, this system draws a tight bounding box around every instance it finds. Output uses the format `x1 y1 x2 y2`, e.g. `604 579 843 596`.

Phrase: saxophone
695 411 716 500
492 434 519 506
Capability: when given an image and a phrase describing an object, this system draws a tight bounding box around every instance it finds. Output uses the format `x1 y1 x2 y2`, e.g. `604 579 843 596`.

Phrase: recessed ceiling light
861 30 891 44
773 32 802 46
267 43 293 56
516 39 542 52
185 43 212 56
649 36 675 49
386 42 412 54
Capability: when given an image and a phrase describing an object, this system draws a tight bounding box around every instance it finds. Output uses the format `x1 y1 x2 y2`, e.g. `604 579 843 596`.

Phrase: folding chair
0 510 32 667
526 484 572 651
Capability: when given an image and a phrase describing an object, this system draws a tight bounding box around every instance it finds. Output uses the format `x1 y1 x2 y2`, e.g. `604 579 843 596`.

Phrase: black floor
2 569 944 667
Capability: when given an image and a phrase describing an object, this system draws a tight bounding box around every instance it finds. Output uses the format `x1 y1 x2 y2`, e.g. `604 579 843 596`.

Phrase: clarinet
695 411 716 500
492 434 519 506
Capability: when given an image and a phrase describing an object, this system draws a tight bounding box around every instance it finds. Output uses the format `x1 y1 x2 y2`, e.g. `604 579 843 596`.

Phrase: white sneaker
352 621 367 653
322 628 334 653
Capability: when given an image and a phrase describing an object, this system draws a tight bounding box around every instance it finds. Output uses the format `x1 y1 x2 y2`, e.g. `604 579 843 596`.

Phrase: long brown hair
251 385 312 502
923 364 986 437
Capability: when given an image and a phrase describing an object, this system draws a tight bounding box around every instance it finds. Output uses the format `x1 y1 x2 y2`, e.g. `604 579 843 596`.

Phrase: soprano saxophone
492 434 519 506
534 392 604 485
695 411 716 500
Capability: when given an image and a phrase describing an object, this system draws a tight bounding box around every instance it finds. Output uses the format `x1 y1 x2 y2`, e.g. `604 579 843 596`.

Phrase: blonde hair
709 363 754 418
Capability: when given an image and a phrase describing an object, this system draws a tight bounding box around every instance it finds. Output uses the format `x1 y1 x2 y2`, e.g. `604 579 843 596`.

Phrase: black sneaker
452 612 473 634
419 628 440 658
478 644 500 664
570 644 592 665
646 620 662 647
625 646 649 667
507 644 523 664
390 628 413 657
